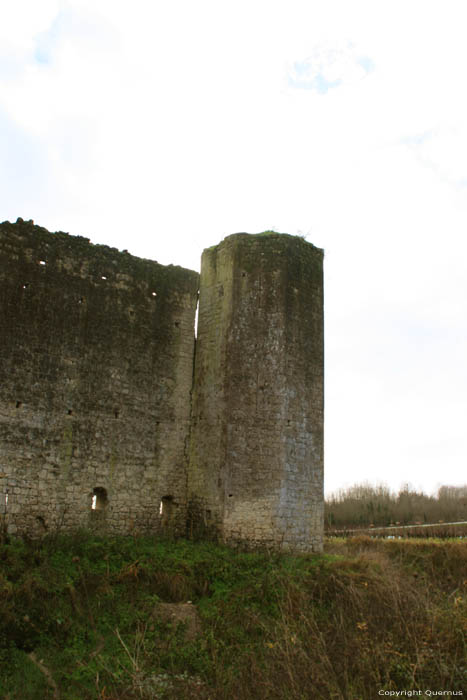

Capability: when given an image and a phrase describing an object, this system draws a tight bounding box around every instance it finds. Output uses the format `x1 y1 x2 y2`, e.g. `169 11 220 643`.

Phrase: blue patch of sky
34 45 50 65
313 74 342 94
289 53 373 94
288 61 342 94
33 11 65 65
288 72 342 93
356 55 374 73
292 59 312 78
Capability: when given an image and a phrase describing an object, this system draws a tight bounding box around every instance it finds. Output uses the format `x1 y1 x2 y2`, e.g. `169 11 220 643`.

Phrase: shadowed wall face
0 220 199 536
188 233 324 552
0 222 324 551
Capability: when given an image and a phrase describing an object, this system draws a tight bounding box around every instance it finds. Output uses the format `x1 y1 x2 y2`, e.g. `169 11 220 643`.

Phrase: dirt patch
153 602 201 641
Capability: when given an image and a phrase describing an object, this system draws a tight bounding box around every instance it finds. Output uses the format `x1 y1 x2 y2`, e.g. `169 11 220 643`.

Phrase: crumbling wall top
0 218 199 293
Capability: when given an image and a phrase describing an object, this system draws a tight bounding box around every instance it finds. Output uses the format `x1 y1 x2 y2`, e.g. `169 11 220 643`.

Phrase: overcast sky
1 0 466 496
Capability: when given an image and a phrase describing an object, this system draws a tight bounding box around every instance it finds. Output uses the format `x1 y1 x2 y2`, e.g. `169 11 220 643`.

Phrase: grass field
1 532 466 699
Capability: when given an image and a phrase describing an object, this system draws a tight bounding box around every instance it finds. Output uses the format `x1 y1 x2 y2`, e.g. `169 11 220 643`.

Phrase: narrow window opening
159 495 174 526
67 409 73 416
36 516 47 531
4 491 9 507
242 272 246 277
228 494 233 498
194 297 199 339
16 401 22 408
114 410 119 419
174 321 180 328
91 487 108 511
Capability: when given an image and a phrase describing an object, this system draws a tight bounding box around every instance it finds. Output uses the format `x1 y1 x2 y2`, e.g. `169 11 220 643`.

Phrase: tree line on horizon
325 483 467 530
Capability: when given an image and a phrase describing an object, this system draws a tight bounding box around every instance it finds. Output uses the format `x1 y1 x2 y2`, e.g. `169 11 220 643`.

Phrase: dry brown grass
1 535 465 699
220 540 467 700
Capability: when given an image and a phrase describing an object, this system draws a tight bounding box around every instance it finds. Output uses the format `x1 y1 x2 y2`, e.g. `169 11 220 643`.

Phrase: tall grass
0 533 465 698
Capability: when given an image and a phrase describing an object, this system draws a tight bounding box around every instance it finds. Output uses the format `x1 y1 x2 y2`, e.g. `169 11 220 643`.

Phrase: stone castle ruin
0 219 324 552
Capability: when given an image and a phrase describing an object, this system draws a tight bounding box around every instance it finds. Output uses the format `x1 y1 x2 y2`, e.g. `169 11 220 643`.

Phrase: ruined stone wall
188 233 324 552
0 220 199 536
0 221 324 551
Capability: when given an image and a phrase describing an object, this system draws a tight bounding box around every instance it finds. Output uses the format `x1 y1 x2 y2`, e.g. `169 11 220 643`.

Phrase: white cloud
286 42 373 93
0 0 60 51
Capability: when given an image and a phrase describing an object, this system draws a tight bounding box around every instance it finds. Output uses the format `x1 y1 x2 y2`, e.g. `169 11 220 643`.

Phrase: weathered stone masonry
0 220 199 537
188 234 324 552
0 219 324 552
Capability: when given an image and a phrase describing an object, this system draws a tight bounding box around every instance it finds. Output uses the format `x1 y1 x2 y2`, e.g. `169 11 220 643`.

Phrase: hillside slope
0 533 466 699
